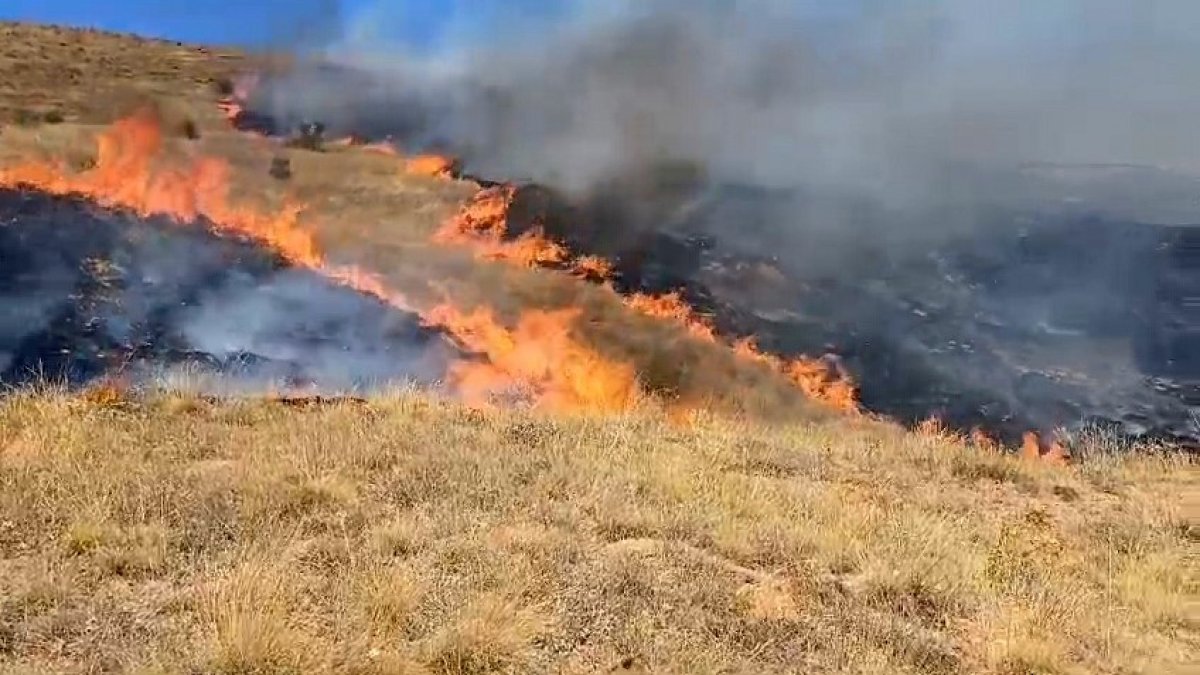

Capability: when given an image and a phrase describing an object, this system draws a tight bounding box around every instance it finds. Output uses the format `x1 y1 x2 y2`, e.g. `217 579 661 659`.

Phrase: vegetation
0 389 1195 673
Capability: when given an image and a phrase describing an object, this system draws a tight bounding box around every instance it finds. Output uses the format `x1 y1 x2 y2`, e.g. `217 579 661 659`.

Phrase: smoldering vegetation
0 188 452 393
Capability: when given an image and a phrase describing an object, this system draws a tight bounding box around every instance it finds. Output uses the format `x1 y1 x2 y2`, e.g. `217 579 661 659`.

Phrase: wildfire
404 154 459 179
431 186 860 412
433 186 572 267
0 105 1094 448
573 255 615 281
215 98 244 125
625 291 719 343
0 110 640 414
0 110 322 268
1021 432 1071 466
325 135 456 177
423 304 638 412
216 72 260 126
732 337 858 412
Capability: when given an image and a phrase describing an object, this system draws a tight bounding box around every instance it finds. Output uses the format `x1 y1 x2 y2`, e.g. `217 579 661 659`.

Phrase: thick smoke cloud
263 0 1200 207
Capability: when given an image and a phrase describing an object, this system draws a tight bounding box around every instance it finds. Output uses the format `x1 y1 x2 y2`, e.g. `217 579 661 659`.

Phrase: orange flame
0 111 641 414
423 304 638 412
325 136 455 177
215 99 244 124
433 184 860 412
404 154 458 179
733 337 858 412
433 186 573 267
970 427 1001 452
572 255 616 281
625 291 719 343
216 72 260 126
1021 432 1071 466
0 110 322 268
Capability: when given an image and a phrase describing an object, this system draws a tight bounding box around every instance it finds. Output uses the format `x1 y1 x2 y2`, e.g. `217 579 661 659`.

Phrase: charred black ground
508 177 1199 447
0 188 449 392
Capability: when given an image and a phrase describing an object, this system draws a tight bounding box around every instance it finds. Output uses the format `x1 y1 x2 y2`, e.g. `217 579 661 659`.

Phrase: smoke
260 0 1200 204
0 189 449 393
176 269 449 391
237 1 1199 441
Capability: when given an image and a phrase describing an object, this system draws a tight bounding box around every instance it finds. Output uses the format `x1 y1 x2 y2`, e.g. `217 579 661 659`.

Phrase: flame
327 136 402 158
423 304 638 412
216 72 260 126
404 154 458 179
970 427 1001 452
0 111 641 414
433 186 573 267
325 136 455 177
623 289 856 411
915 416 951 438
1021 432 1071 466
625 291 719 343
0 110 322 268
572 255 615 281
215 98 244 124
432 184 860 412
732 337 858 412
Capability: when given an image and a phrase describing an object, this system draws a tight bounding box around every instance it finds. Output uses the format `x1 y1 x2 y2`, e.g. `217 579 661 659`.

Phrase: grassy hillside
0 390 1195 674
0 22 253 129
0 22 1196 675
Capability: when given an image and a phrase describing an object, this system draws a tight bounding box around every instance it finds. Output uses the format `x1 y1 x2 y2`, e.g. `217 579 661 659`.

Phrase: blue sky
0 0 564 49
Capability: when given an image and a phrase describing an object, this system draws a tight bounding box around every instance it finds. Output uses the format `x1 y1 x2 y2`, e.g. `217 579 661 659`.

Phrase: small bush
179 118 200 139
13 108 40 126
212 76 235 97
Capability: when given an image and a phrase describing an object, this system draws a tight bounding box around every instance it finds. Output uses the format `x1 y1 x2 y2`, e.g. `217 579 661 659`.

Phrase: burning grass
0 108 859 420
433 186 861 414
0 388 1194 673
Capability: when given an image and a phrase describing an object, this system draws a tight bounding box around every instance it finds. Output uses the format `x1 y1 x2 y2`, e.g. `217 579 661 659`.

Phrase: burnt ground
503 179 1200 447
0 188 450 391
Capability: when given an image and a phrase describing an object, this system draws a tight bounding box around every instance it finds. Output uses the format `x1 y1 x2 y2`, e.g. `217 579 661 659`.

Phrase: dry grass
0 389 1194 674
0 22 250 130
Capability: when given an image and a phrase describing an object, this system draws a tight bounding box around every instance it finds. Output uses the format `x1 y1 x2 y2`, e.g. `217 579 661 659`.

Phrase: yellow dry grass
0 22 253 129
0 389 1195 674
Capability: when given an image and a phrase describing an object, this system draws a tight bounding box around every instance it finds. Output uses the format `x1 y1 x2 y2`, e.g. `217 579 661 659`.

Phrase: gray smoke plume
260 0 1200 205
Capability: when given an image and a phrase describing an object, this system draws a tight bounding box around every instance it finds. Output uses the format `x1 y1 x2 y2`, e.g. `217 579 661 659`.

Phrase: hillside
0 21 1196 675
0 390 1195 674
